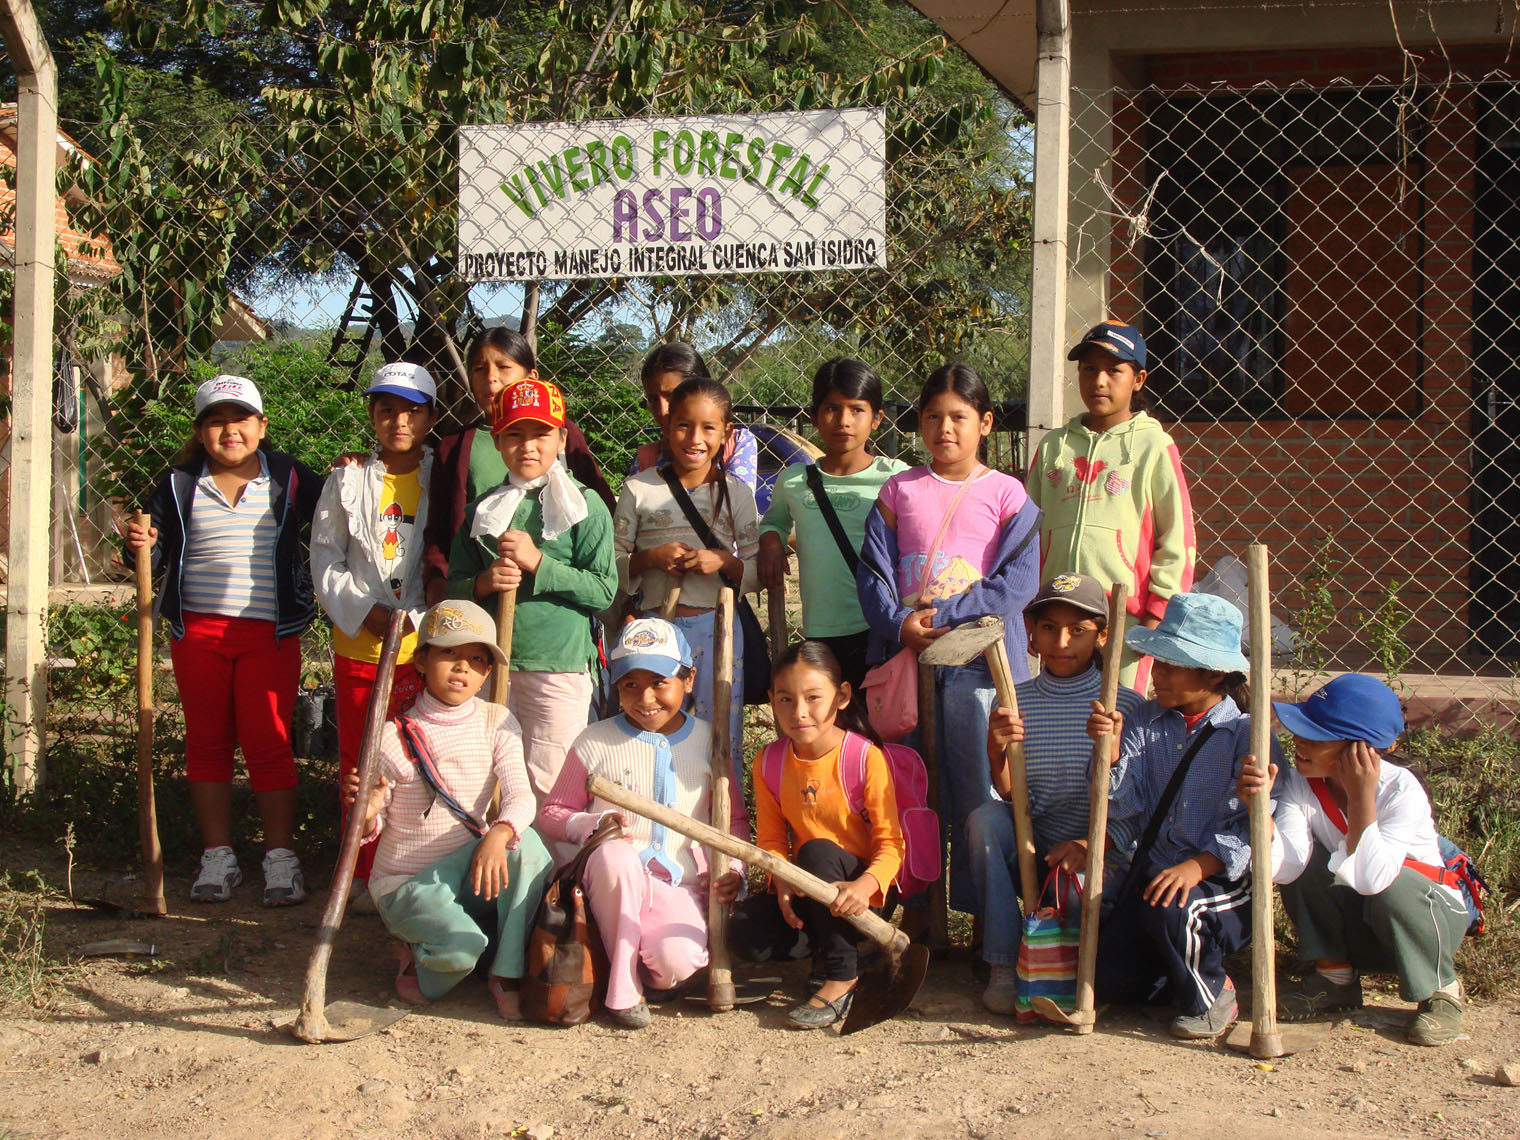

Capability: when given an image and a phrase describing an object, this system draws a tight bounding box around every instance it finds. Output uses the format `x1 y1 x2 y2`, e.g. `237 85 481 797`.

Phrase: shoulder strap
1306 777 1349 833
658 465 739 590
803 463 861 576
837 730 870 814
759 739 788 802
1116 723 1219 897
920 466 984 595
392 714 486 837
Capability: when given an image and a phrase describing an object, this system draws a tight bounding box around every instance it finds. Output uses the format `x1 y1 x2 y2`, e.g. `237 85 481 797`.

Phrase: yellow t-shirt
332 469 422 664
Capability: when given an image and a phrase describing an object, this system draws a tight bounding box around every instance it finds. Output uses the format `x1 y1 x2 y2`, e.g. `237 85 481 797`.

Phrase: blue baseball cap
609 618 693 683
1068 320 1147 369
365 361 437 406
1126 592 1249 674
1272 674 1404 750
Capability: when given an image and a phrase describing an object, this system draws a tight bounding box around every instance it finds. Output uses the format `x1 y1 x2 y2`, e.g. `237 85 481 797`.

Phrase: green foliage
1360 579 1414 695
0 871 60 1011
1288 531 1338 697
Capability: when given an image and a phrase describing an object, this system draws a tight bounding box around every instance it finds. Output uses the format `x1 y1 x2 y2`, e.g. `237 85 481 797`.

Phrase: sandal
786 986 855 1030
393 942 426 1004
487 976 522 1021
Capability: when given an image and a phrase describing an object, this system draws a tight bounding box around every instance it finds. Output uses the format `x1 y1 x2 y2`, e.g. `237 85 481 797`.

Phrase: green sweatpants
1280 841 1468 1002
375 828 553 1000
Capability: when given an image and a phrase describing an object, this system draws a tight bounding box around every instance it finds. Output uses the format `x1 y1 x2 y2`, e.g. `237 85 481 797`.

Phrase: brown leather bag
521 815 623 1026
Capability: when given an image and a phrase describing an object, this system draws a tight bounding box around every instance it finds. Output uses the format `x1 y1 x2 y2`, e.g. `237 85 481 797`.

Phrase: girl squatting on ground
759 358 907 692
446 378 618 820
729 640 906 1029
858 363 1042 925
1027 321 1196 692
345 599 552 1020
1088 591 1281 1039
969 573 1146 1015
310 362 436 904
541 619 747 1028
614 377 759 790
125 375 321 906
1239 673 1472 1046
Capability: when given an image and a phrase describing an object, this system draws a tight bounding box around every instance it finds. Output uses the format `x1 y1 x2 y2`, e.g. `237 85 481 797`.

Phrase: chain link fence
10 95 1033 773
1068 71 1520 706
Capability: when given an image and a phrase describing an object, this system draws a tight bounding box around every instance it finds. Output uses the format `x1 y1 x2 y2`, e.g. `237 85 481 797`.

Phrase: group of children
124 318 1473 1043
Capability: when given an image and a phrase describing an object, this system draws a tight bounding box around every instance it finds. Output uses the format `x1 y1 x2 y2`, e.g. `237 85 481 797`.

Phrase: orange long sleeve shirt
752 738 905 905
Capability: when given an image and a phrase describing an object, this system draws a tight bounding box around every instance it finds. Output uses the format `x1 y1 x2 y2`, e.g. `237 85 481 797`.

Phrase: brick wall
1098 50 1512 664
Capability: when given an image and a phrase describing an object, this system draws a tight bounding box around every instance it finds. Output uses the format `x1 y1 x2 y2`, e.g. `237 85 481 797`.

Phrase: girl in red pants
125 374 321 906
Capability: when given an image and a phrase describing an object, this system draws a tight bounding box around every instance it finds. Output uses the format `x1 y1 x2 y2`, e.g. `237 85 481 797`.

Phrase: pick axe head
841 933 931 1035
916 616 1006 668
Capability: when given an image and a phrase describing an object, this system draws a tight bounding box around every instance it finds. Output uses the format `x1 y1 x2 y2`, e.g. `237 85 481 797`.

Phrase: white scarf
469 460 588 543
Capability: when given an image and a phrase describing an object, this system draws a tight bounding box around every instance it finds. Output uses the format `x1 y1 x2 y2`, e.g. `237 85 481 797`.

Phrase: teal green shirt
447 480 617 674
760 455 907 637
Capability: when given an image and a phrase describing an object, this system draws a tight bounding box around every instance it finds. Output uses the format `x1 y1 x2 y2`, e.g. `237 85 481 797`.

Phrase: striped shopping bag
1014 868 1081 1024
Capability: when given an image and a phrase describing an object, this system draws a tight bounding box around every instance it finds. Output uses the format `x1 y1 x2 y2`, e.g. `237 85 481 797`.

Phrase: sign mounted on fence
458 109 886 281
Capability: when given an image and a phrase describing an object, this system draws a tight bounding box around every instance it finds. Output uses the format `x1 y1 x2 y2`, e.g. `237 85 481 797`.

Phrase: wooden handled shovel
494 588 516 705
133 511 167 917
1245 545 1284 1058
706 585 738 1011
588 774 930 1034
292 610 410 1044
919 616 1039 915
1039 584 1129 1031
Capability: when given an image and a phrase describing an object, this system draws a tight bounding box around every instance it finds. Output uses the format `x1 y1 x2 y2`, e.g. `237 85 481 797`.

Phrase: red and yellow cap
491 378 566 434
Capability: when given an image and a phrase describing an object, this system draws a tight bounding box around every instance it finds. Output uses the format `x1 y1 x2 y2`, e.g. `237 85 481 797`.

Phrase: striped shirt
1108 696 1275 881
1014 665 1146 852
181 457 279 621
612 466 760 611
368 691 535 900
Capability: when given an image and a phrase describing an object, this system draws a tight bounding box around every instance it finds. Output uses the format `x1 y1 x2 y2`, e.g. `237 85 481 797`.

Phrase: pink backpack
758 730 941 898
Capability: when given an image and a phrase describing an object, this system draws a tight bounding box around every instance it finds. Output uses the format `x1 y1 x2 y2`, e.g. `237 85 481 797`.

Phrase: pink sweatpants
581 840 709 1011
507 670 593 800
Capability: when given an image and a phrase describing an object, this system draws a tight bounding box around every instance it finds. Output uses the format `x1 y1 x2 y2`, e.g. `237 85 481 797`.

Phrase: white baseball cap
608 618 694 682
365 362 437 405
194 374 264 420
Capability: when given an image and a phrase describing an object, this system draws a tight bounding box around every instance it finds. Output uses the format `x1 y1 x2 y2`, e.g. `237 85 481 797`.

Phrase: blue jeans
911 659 997 915
967 803 1087 965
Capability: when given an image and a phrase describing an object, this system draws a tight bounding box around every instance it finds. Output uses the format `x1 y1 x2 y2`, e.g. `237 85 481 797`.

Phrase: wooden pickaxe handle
494 588 516 705
984 638 1040 915
133 511 166 917
1247 545 1284 1058
707 586 737 1011
659 580 682 620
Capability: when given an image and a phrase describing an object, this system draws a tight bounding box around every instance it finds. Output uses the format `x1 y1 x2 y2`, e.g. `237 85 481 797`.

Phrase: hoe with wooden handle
133 511 167 917
588 774 929 1034
706 586 738 1011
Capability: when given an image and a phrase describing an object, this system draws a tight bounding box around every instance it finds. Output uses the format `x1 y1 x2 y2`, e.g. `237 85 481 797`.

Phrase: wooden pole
706 587 737 1010
1071 583 1128 1031
133 511 166 916
493 589 516 705
1247 544 1284 1058
918 659 948 947
984 639 1040 914
659 580 681 620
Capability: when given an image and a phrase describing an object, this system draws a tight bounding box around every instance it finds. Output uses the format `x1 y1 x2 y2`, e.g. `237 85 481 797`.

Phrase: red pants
333 653 424 882
169 612 301 792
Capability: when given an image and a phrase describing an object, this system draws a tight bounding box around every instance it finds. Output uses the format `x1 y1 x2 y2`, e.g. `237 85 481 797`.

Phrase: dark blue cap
1068 320 1147 369
1272 674 1404 750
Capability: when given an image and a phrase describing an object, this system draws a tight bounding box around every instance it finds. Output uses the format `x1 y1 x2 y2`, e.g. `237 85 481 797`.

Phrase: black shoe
786 987 855 1030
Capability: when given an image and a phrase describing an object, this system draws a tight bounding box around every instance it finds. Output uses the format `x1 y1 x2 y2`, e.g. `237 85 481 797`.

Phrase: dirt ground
4 848 1518 1140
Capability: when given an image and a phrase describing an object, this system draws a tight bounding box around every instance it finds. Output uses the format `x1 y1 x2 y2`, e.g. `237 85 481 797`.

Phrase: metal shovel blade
840 940 930 1035
290 1001 410 1043
1223 1018 1330 1056
917 616 1005 668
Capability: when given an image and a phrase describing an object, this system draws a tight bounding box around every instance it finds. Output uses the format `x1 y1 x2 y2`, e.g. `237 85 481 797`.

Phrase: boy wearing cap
345 599 551 1018
969 572 1147 1015
446 378 617 806
125 374 322 906
1026 320 1196 692
1086 591 1281 1039
1238 674 1471 1046
540 619 747 1029
312 362 439 902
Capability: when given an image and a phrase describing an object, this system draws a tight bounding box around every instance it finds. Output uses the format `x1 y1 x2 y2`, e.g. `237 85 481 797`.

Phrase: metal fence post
1026 0 1071 458
1 0 58 791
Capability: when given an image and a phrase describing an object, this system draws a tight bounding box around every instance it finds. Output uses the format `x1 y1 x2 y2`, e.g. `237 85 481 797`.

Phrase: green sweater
447 481 617 673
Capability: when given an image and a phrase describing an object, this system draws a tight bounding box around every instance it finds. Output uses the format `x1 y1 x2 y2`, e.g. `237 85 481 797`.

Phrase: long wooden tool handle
1072 582 1129 1031
767 581 787 661
293 610 406 1042
1247 545 1284 1058
133 511 166 916
707 586 737 1011
985 638 1040 915
918 658 949 948
589 774 906 951
659 580 681 620
494 588 516 705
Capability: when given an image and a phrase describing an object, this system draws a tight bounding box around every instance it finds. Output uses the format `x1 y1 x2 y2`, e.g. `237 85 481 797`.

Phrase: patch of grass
1401 726 1520 998
0 871 64 1011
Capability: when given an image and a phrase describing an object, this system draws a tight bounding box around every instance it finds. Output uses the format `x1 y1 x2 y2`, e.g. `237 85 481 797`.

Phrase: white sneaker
191 846 242 903
261 848 307 907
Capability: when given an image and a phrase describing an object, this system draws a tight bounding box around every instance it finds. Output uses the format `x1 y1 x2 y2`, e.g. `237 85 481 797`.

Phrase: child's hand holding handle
757 531 790 590
340 770 391 837
828 875 877 918
1046 838 1089 876
470 822 516 900
497 530 542 574
1235 757 1277 802
630 541 692 578
899 607 943 653
125 516 157 552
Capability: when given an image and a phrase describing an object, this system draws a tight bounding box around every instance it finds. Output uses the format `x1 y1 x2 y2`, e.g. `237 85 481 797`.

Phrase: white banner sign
458 109 886 281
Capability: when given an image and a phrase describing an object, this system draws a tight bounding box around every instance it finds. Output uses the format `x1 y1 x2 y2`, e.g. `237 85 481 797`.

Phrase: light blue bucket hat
1125 592 1250 673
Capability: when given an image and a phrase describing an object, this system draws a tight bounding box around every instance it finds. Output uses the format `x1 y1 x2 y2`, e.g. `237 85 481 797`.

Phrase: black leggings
727 838 895 982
